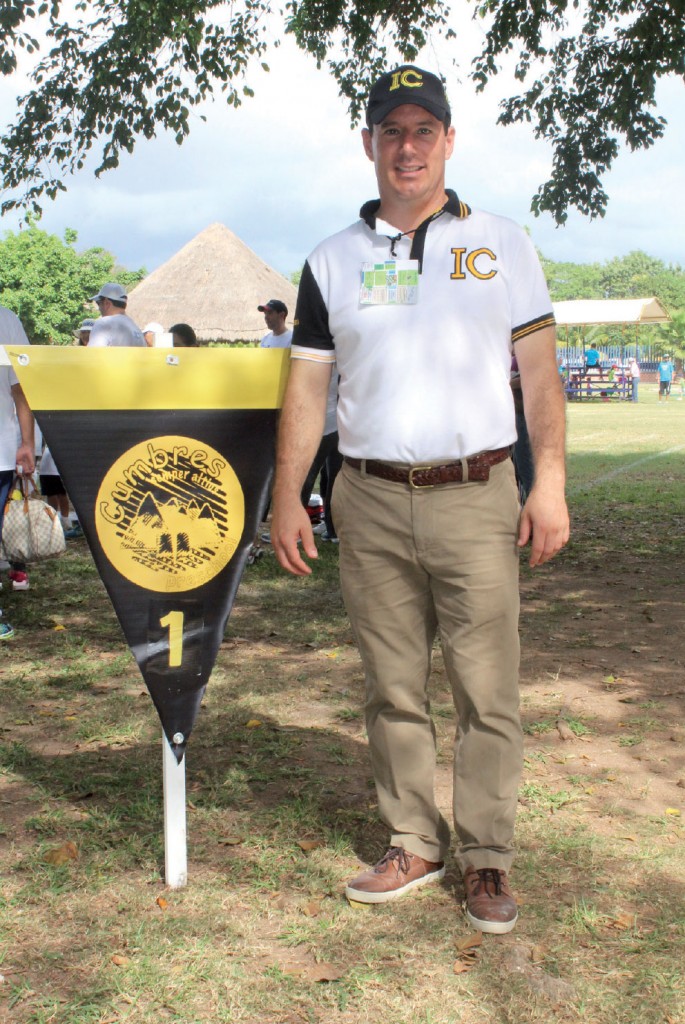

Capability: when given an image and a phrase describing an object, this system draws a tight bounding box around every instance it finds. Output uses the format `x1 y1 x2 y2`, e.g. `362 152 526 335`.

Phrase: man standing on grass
271 66 569 933
657 355 674 402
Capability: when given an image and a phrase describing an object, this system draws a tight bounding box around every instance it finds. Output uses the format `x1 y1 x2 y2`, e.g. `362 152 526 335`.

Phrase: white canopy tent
552 297 671 365
553 297 671 326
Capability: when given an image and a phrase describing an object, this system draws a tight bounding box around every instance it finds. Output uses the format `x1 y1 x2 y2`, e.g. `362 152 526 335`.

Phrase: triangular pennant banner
8 346 289 761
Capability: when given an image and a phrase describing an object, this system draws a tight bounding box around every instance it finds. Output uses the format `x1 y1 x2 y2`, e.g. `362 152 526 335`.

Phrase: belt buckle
408 465 434 489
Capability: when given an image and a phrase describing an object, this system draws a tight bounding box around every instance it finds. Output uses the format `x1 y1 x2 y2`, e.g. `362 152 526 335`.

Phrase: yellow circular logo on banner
95 436 245 592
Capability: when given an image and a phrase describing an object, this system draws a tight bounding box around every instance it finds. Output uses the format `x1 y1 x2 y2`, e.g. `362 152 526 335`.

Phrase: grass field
1 383 684 1024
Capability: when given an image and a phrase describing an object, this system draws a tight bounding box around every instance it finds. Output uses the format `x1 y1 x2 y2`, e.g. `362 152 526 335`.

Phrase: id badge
360 260 419 305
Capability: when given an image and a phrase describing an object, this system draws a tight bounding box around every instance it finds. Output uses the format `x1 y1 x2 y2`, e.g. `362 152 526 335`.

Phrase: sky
0 9 683 281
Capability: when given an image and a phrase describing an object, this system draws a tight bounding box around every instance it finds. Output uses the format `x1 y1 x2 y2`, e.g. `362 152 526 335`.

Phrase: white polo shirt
291 191 554 463
0 305 30 472
89 312 145 347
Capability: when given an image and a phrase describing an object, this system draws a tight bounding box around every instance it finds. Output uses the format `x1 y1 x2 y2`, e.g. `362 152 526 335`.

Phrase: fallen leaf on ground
281 962 343 982
607 912 635 930
245 719 262 729
453 930 482 974
43 841 78 865
156 896 168 910
306 964 344 982
218 836 244 846
111 954 130 967
455 932 482 954
297 839 324 851
665 808 681 816
302 901 322 917
453 960 475 975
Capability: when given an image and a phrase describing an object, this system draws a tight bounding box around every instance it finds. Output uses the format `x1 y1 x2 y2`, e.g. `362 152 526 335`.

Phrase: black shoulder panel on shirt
293 260 334 351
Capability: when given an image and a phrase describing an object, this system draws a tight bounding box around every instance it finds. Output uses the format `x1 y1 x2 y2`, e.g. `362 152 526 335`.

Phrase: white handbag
1 475 66 563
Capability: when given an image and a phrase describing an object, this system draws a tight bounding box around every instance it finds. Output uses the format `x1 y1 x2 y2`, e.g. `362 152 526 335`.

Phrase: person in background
584 342 602 377
170 323 198 348
88 284 145 347
510 354 534 502
76 318 95 346
38 443 71 537
60 316 96 540
657 355 674 402
628 357 640 402
143 322 164 347
0 305 35 633
300 369 342 543
258 300 292 348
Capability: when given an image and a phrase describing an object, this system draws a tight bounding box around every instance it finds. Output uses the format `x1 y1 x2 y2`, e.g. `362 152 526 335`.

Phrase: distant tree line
0 220 145 345
542 249 685 359
1 222 683 357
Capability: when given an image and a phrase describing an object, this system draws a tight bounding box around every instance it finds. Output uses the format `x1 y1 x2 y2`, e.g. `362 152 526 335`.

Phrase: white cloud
0 13 682 278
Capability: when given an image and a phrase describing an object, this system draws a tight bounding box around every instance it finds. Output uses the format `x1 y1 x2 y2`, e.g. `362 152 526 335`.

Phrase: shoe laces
376 846 411 876
469 868 503 898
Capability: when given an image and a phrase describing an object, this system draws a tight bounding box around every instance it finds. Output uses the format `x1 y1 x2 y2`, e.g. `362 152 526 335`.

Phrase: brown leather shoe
345 847 445 904
463 866 518 933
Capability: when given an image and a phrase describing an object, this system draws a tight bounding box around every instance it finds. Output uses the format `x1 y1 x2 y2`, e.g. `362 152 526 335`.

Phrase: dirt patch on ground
224 549 685 837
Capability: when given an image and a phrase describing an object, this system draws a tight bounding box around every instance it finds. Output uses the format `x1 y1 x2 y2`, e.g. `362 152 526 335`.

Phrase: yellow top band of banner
3 346 291 411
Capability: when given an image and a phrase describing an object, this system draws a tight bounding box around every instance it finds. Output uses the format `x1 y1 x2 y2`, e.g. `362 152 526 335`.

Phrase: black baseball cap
366 65 451 128
258 299 288 315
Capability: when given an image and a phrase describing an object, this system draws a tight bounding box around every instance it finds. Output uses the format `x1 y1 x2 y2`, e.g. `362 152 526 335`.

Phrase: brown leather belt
343 448 511 488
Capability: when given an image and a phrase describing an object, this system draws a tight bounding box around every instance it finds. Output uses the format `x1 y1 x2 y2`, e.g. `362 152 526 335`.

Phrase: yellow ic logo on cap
389 70 423 91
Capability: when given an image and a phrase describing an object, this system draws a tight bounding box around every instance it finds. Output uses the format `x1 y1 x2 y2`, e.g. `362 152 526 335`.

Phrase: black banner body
8 347 289 761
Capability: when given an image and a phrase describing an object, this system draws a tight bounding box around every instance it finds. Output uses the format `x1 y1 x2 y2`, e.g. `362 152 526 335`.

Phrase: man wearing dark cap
271 66 569 933
88 283 145 347
258 300 292 348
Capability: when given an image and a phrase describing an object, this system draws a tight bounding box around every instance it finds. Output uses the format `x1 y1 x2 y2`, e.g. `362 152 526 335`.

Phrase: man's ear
361 127 374 162
445 125 456 161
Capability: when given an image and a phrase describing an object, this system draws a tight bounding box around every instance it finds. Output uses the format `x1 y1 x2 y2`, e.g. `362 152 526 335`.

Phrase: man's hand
271 493 318 576
270 357 332 576
15 441 35 476
517 484 569 567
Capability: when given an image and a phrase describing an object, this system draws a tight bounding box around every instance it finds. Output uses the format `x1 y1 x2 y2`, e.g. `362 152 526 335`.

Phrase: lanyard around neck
385 208 446 257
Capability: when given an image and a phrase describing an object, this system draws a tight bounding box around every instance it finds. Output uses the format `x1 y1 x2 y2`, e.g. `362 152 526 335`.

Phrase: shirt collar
359 189 471 231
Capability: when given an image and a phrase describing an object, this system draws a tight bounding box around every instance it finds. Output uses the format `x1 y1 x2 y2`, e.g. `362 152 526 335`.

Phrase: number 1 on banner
160 611 184 667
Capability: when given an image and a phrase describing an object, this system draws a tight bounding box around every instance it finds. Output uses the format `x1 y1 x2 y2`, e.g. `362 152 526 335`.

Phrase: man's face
362 104 455 211
264 309 285 332
95 297 113 317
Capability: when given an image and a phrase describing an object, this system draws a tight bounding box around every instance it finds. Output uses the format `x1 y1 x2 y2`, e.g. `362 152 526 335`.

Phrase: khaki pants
331 459 522 873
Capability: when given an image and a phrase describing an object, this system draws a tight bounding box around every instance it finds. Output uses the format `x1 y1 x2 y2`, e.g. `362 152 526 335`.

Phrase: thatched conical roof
126 223 299 343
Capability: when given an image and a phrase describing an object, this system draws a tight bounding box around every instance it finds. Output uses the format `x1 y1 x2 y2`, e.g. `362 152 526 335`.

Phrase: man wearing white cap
88 283 145 347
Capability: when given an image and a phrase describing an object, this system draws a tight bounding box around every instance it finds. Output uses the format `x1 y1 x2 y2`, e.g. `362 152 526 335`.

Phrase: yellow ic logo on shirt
451 247 498 281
